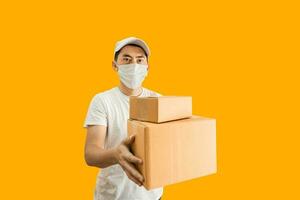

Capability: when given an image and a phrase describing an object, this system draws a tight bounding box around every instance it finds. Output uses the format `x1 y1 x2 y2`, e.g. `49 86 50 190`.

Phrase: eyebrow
122 54 133 58
122 54 146 58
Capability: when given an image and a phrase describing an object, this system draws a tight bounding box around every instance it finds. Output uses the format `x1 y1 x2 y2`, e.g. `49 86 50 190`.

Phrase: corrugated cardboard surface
128 116 217 190
129 96 192 123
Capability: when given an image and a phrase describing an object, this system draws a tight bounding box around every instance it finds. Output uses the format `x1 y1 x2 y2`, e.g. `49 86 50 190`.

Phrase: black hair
114 44 148 61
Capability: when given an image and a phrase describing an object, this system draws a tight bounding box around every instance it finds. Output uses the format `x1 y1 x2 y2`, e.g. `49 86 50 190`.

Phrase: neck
118 82 143 97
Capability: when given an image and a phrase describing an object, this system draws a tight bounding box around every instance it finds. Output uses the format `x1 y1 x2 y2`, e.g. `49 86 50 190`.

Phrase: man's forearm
85 145 118 168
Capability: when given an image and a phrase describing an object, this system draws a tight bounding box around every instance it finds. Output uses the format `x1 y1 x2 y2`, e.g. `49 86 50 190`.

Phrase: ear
112 61 118 71
147 63 150 71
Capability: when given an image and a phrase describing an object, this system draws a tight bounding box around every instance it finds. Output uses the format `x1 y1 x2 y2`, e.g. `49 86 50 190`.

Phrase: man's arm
84 125 145 186
84 125 117 167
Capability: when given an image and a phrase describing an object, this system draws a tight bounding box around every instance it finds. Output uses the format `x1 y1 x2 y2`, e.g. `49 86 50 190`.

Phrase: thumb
123 135 135 146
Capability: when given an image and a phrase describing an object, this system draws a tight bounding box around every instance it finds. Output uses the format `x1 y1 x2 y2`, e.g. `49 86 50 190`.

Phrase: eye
137 58 145 63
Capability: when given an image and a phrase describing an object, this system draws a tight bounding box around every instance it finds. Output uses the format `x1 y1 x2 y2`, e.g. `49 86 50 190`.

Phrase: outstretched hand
114 135 144 186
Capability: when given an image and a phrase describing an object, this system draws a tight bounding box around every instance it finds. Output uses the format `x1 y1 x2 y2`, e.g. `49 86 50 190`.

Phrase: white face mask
115 63 148 89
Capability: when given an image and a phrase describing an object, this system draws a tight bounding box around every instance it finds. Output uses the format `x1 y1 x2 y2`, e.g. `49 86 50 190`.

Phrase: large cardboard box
130 96 192 123
128 116 217 190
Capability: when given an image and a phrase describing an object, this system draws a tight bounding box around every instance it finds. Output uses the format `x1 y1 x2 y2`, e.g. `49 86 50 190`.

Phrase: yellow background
0 0 299 199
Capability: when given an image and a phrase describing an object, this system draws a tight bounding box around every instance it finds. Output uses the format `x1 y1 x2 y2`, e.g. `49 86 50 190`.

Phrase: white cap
114 37 150 59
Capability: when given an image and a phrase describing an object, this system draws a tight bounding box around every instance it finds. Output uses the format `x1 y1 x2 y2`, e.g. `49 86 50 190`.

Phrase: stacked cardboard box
128 96 217 190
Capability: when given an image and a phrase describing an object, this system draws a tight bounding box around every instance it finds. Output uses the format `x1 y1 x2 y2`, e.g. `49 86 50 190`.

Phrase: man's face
112 44 149 89
116 45 148 65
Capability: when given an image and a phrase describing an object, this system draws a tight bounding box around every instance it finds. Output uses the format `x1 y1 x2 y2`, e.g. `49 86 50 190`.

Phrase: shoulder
142 87 163 97
95 87 118 98
91 87 118 104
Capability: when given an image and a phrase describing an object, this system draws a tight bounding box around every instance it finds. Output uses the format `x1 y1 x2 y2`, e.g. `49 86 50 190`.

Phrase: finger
120 163 142 186
125 152 143 165
121 159 144 183
124 168 143 186
128 162 144 183
127 135 135 145
123 135 135 146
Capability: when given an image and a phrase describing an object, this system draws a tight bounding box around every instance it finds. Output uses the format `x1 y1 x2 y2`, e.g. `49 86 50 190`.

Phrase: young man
83 37 163 200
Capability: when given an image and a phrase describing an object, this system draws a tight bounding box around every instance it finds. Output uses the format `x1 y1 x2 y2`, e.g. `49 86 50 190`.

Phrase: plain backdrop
0 0 299 199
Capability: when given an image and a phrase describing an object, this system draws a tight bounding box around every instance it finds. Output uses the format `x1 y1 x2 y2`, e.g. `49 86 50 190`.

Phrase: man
83 37 163 200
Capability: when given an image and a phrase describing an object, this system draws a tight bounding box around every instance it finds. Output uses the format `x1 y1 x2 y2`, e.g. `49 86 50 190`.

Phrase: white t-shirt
83 87 163 200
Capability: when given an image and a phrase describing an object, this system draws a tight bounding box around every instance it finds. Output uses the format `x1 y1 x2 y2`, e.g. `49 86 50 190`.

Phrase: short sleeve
156 92 163 97
151 91 163 97
83 95 107 128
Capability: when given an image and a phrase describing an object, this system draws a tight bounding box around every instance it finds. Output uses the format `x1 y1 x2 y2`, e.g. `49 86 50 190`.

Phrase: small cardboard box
128 116 217 190
130 96 192 123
